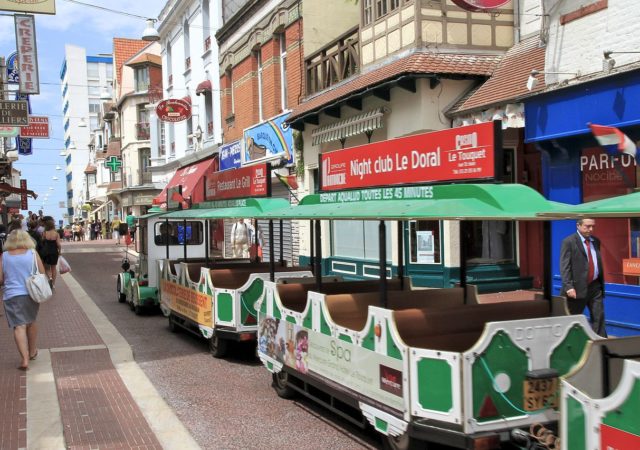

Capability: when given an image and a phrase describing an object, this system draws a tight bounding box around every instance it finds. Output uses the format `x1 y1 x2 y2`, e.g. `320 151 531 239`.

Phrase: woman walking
41 219 62 289
0 230 45 370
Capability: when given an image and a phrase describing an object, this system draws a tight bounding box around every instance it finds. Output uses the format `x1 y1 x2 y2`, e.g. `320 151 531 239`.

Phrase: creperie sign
205 164 268 200
321 122 498 191
14 14 39 95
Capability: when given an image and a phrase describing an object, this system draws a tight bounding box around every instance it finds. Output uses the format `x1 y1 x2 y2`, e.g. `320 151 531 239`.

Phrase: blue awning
524 69 640 143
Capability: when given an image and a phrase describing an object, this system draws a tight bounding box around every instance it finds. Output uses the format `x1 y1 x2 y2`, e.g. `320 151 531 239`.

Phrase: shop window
256 49 264 122
465 148 516 266
408 220 441 264
279 34 288 111
580 146 639 286
154 221 203 245
135 67 150 92
331 220 392 262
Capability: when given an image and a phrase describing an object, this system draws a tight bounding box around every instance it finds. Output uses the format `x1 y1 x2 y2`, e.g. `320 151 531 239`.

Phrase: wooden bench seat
277 279 404 313
393 300 550 352
325 288 466 330
209 265 310 290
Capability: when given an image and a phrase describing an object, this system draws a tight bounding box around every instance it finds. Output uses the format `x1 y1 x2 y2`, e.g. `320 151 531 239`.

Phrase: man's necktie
585 239 595 283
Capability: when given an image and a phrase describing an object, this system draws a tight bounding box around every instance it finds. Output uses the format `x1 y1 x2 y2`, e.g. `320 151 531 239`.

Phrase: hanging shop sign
242 112 294 166
451 0 511 11
14 15 40 95
6 51 18 84
219 140 242 171
156 99 192 123
20 179 28 210
0 126 19 137
320 121 500 191
205 163 269 201
104 156 122 173
19 115 49 138
0 0 56 14
0 100 29 126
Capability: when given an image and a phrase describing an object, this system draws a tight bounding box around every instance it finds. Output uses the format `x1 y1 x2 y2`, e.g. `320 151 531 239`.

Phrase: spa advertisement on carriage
161 279 212 327
259 316 405 414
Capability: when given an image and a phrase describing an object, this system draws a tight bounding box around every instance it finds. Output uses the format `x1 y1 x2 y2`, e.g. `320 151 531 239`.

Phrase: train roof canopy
159 197 292 220
538 191 640 218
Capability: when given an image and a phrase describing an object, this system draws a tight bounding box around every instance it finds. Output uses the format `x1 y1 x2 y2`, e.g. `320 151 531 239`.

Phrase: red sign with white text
320 122 497 191
580 147 636 202
156 99 192 123
451 0 511 11
601 424 640 449
205 164 269 200
20 116 49 138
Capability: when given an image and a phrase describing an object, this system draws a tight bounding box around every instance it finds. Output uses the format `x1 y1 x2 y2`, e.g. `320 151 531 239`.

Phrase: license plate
523 377 558 411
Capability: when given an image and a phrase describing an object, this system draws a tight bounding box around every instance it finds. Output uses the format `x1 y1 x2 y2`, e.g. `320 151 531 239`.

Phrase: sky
0 0 164 221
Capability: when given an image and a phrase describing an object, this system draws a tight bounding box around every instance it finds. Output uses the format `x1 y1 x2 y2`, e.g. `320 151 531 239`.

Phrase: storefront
525 68 640 336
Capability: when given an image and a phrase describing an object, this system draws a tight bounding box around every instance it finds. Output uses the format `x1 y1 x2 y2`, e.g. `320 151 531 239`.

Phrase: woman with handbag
41 219 62 289
0 230 45 370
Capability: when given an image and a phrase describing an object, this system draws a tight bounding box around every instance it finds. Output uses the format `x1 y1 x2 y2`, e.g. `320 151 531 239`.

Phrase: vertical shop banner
15 93 32 154
320 121 499 191
242 112 294 166
219 140 241 171
14 14 40 95
20 179 28 210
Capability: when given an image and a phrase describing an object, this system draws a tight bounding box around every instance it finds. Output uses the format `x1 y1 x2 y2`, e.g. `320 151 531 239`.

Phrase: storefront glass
409 220 441 264
581 148 639 286
332 220 392 261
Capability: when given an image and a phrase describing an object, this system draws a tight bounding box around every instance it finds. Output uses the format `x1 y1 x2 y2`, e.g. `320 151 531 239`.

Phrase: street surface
64 240 380 449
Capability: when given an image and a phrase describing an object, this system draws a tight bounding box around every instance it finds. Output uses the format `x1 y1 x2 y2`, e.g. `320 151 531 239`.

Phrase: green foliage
293 130 305 177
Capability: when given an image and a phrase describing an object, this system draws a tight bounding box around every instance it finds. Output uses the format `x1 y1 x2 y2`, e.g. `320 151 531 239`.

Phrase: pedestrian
101 219 107 240
40 218 62 290
8 219 22 233
26 220 43 257
0 229 44 370
231 218 251 258
72 222 80 241
125 210 136 243
111 216 121 244
560 218 607 337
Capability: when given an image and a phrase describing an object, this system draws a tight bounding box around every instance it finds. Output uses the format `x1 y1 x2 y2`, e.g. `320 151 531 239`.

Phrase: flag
275 172 299 190
589 123 638 160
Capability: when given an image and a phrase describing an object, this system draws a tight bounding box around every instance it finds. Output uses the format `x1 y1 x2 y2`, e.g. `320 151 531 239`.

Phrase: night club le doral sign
451 0 511 11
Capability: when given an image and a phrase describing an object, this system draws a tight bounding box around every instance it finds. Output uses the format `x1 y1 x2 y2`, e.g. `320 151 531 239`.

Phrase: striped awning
311 107 388 146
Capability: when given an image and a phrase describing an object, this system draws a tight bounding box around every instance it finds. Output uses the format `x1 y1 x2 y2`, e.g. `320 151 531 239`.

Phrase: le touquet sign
20 116 49 138
205 163 269 201
0 100 29 126
320 121 500 191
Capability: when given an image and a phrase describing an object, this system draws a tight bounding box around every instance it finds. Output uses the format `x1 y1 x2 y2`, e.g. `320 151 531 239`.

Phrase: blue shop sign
219 140 241 171
525 70 640 143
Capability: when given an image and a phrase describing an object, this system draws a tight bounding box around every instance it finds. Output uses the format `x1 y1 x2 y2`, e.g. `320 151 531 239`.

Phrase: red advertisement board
205 164 269 201
581 147 636 202
601 424 640 449
20 116 49 138
320 122 498 191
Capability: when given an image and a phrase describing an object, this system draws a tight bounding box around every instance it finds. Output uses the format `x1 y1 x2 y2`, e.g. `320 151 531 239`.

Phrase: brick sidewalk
0 275 162 449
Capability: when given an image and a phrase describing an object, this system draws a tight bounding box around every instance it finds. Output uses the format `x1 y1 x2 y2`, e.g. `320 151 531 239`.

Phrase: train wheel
134 303 143 315
116 276 126 303
383 432 425 450
209 334 228 358
168 315 179 333
272 371 296 399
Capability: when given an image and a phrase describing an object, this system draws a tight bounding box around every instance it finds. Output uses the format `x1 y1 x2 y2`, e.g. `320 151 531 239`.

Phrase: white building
150 0 223 202
59 45 113 220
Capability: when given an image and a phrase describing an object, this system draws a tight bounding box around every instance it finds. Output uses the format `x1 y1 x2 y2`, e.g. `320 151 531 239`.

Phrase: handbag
58 255 71 275
26 251 53 303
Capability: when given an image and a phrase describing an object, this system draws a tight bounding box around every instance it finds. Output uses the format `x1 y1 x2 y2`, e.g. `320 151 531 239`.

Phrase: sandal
29 350 38 360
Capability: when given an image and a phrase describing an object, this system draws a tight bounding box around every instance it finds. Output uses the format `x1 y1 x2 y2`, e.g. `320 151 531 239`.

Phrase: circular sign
156 99 192 123
451 0 511 11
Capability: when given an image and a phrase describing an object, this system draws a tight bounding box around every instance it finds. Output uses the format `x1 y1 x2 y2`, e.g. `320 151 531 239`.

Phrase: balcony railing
204 36 211 52
139 170 152 185
305 26 359 96
136 122 150 140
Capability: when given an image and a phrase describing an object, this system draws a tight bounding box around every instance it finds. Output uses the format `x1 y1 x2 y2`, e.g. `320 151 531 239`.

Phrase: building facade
59 45 113 221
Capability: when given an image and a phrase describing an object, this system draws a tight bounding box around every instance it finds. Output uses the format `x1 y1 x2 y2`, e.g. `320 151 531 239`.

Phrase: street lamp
142 19 160 42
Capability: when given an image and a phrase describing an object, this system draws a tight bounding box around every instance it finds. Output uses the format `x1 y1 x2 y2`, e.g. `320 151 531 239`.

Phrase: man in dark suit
560 218 607 336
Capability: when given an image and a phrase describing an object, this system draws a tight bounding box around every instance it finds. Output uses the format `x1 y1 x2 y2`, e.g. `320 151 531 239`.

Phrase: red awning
152 157 216 206
195 80 212 96
182 95 192 104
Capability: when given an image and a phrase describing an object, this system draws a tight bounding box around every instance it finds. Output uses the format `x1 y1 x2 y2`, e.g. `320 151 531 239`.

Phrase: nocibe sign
451 0 511 11
156 99 192 123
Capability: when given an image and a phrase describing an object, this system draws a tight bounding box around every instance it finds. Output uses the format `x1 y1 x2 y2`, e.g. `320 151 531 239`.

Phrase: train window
408 220 441 264
154 221 203 245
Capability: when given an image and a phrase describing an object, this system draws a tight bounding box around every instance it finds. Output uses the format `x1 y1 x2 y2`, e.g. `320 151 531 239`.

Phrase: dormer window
135 66 150 92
